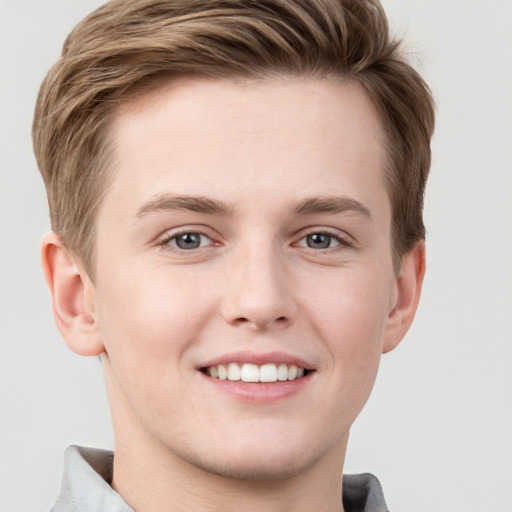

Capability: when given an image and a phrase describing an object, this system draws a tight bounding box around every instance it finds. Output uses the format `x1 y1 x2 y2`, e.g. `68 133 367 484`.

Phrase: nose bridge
221 235 296 329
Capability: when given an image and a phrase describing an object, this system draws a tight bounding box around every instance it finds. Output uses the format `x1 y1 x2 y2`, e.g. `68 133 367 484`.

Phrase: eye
296 232 343 250
306 233 339 249
167 232 212 250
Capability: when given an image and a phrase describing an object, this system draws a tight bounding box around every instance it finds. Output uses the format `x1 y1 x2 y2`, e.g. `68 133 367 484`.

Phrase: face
88 77 402 479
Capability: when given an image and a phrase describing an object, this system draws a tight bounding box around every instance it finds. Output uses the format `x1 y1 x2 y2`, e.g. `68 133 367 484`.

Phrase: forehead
107 76 387 208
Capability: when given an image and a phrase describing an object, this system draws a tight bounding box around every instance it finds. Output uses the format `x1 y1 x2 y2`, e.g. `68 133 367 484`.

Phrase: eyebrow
136 194 235 218
136 193 371 220
289 196 372 219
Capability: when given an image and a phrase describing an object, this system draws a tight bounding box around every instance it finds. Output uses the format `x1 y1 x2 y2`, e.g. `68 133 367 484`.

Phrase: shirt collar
51 445 389 512
51 445 132 512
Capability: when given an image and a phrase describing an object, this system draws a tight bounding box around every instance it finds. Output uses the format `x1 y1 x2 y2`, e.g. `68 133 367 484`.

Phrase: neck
112 435 347 512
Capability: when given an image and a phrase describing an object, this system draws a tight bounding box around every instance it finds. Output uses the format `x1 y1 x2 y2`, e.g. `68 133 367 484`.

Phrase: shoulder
342 473 390 512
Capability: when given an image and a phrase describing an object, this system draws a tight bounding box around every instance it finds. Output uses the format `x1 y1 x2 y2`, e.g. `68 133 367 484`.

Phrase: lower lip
199 372 313 403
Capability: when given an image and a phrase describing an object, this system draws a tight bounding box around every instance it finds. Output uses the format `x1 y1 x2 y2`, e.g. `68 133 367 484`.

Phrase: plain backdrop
1 1 511 511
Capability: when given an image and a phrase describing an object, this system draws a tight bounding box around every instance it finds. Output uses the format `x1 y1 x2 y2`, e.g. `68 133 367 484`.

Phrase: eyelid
158 226 218 250
292 227 354 249
169 232 212 249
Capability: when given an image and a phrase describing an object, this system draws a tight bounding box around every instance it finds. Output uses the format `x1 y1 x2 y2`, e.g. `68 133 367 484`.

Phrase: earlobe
382 242 426 354
41 232 105 356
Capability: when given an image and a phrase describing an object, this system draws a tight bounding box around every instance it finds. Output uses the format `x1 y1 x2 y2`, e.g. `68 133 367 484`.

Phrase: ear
382 242 426 354
41 232 105 356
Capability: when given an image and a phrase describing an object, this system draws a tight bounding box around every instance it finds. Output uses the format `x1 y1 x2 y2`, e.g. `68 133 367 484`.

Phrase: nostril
232 315 288 329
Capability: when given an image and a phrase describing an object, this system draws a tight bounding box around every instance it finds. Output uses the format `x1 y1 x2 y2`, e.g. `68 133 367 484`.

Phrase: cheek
94 268 212 391
312 266 392 348
307 268 392 405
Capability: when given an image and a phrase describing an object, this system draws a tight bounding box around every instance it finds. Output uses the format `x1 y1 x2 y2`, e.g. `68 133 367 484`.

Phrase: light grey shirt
51 446 390 512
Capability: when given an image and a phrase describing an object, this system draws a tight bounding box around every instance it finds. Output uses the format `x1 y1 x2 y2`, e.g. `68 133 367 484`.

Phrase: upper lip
199 351 315 370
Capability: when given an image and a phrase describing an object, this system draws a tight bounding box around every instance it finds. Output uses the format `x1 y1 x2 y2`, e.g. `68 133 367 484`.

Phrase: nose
220 242 297 331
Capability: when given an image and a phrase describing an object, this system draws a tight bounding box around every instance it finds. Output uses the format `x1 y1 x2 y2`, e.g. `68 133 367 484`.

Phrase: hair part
33 0 435 276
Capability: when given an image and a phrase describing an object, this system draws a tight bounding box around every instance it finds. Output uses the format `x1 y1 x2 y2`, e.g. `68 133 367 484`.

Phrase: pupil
176 233 201 249
307 233 331 249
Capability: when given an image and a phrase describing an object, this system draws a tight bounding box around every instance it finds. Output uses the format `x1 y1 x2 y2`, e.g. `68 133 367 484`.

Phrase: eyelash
158 228 352 253
159 229 215 251
294 229 353 251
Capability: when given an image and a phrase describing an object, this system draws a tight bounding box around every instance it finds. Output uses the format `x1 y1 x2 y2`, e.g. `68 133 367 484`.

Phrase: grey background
1 0 511 510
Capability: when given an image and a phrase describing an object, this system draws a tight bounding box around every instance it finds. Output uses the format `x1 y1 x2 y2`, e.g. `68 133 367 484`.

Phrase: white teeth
205 362 307 382
260 363 278 382
277 363 288 381
218 364 228 380
240 363 259 383
227 362 241 381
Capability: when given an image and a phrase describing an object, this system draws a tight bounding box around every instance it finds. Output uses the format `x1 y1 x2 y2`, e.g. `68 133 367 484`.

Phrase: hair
33 0 435 275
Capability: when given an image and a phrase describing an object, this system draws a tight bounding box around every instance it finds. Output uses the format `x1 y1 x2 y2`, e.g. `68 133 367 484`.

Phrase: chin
194 450 320 482
177 430 332 482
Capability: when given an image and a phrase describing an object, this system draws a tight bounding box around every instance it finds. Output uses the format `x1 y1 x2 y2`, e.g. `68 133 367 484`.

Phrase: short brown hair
33 0 435 274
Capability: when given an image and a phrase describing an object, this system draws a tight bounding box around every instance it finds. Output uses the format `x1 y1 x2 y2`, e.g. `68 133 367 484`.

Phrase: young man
32 0 435 510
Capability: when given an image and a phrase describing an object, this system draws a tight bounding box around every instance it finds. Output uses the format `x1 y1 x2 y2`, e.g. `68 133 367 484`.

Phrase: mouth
200 362 311 383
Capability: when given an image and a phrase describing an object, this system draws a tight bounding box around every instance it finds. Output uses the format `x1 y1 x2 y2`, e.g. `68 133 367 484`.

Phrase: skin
42 77 425 512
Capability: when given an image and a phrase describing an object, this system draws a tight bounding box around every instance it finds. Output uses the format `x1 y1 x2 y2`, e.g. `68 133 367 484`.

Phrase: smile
202 363 307 383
